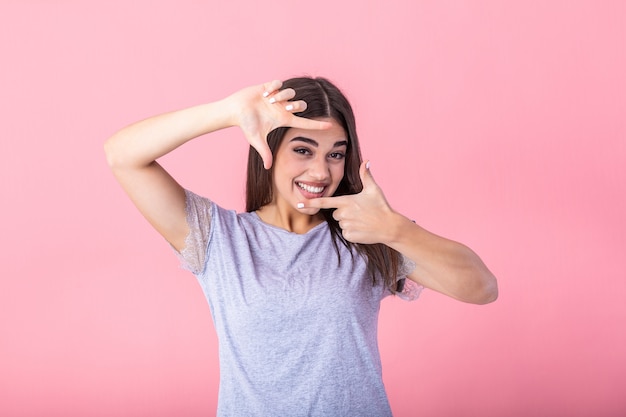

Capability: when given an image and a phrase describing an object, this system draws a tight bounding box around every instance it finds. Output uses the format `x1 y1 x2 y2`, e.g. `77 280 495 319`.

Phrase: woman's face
271 118 348 216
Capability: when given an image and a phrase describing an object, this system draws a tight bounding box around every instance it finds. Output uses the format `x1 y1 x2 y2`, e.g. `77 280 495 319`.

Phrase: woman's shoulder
185 190 242 219
189 193 257 230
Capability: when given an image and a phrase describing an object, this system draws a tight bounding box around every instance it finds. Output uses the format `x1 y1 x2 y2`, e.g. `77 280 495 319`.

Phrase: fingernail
269 97 276 104
285 104 294 111
297 203 305 209
262 91 270 98
366 161 371 170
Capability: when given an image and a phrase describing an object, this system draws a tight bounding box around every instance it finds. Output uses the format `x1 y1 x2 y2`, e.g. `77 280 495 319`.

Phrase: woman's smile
296 181 327 197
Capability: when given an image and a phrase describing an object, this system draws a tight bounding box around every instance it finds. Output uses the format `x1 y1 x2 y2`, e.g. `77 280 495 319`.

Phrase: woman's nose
308 156 330 180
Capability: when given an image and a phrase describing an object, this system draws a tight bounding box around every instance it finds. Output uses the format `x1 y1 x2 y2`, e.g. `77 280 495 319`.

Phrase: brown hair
245 76 401 293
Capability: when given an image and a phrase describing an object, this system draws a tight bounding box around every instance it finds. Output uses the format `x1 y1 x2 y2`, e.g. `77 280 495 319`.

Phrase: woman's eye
294 148 311 155
329 152 345 160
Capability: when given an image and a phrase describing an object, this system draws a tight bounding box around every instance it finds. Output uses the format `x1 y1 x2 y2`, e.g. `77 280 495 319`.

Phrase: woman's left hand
299 161 400 245
302 161 499 305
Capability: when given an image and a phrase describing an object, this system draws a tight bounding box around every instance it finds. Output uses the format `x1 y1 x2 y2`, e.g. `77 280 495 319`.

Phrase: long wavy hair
245 76 401 293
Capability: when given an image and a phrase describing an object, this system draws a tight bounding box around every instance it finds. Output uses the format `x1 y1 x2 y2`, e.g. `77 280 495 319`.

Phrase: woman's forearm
104 98 236 169
387 214 498 304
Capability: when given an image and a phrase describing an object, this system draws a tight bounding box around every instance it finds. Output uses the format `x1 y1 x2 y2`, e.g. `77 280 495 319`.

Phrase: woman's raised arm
104 80 331 251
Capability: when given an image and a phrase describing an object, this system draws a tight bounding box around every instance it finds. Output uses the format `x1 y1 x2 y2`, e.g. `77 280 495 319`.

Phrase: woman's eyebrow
290 137 319 147
290 137 348 148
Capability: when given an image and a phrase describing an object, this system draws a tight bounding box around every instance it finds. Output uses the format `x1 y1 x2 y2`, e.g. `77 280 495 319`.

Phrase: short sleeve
172 189 213 275
395 254 423 301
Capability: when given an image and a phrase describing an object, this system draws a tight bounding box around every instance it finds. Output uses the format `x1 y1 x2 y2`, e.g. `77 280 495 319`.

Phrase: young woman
104 76 497 416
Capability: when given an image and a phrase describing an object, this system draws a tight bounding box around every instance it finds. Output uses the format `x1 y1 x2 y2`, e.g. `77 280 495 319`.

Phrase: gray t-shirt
177 190 421 416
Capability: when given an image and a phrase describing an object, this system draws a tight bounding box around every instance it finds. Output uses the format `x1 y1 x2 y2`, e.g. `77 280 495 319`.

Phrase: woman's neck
255 203 324 234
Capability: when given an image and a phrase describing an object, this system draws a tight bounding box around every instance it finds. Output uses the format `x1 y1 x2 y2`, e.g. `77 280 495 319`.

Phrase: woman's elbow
103 133 136 171
103 135 121 169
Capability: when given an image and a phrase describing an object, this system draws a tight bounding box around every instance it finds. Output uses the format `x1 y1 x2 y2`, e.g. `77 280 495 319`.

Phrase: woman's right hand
226 80 331 169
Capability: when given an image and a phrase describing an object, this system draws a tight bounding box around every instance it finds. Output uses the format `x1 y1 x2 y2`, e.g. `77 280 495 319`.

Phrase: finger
297 195 351 210
262 80 282 97
259 147 273 170
268 88 296 104
284 100 306 113
359 160 377 189
251 135 273 169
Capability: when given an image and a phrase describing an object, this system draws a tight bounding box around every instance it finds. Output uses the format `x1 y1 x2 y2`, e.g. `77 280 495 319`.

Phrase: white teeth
297 182 324 193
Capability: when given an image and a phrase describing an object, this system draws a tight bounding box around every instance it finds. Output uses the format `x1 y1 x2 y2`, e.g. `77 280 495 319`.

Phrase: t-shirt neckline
249 211 329 236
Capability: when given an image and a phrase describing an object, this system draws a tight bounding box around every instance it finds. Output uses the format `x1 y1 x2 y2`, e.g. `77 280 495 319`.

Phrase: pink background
1 1 624 416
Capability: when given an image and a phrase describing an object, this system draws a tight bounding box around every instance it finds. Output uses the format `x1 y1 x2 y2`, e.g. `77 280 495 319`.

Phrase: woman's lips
296 181 326 198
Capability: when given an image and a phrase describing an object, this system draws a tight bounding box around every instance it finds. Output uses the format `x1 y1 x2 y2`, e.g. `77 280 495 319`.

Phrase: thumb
360 160 376 190
251 134 273 169
260 149 273 170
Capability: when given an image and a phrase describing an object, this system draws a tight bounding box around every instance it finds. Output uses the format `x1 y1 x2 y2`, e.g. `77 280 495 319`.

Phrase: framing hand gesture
231 80 332 169
299 161 397 245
